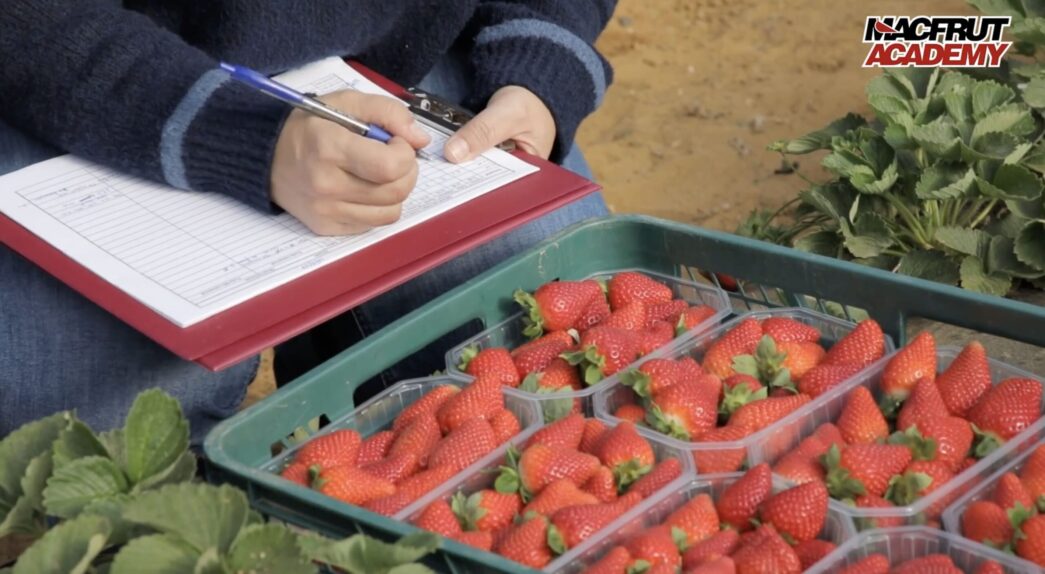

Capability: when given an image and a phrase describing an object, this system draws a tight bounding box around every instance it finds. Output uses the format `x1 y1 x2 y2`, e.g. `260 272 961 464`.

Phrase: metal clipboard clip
404 88 517 153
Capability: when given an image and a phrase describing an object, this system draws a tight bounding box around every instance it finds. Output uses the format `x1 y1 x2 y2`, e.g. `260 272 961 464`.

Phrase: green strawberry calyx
625 560 652 574
646 402 692 441
620 369 654 398
1008 501 1035 532
887 426 938 462
514 289 546 339
719 383 769 418
884 471 933 506
520 373 576 423
450 491 479 532
546 524 567 555
971 423 1005 459
821 444 867 500
561 346 606 385
457 345 481 372
494 445 525 498
732 336 796 393
612 459 653 491
670 526 689 552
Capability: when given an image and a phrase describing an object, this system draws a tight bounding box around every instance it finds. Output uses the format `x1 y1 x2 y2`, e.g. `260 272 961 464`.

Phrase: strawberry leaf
123 389 189 486
306 531 438 574
108 533 200 574
51 420 107 470
42 455 129 519
226 523 314 573
122 483 250 555
0 412 71 528
10 513 110 574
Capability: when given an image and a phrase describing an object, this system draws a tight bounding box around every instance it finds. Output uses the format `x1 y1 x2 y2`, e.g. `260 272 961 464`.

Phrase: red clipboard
0 61 600 371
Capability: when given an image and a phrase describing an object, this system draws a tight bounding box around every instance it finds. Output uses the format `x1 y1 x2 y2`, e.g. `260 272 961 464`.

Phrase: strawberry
729 394 810 432
608 271 673 310
495 515 553 568
677 356 706 381
583 465 619 503
629 458 684 498
853 495 904 530
822 443 912 499
936 341 992 418
1020 444 1045 500
638 320 676 356
797 363 863 398
563 326 641 384
838 554 889 574
963 500 1016 548
393 386 460 432
974 561 1006 574
458 346 520 387
279 462 310 486
774 448 827 485
579 418 609 454
496 443 600 499
593 422 656 488
363 465 457 516
716 463 772 531
896 377 948 431
436 378 504 433
682 529 740 569
822 319 885 368
880 332 937 412
969 377 1043 456
778 340 826 381
647 379 719 440
518 358 582 423
576 296 612 332
528 412 586 450
885 459 953 506
994 472 1035 516
614 403 647 425
587 546 633 574
677 305 719 334
703 318 763 379
452 530 493 551
1015 514 1045 567
413 499 463 537
894 416 972 473
730 524 801 574
621 358 683 398
523 478 599 517
890 555 960 574
488 408 521 444
429 417 498 472
720 374 767 417
762 316 821 344
761 480 829 543
360 452 419 484
625 525 681 568
793 539 836 570
313 465 395 506
603 301 649 331
511 332 576 377
547 493 641 553
647 299 689 326
666 493 719 549
687 556 736 574
837 386 889 445
389 415 441 464
356 430 395 465
692 424 753 474
516 279 602 337
294 429 361 469
452 489 521 532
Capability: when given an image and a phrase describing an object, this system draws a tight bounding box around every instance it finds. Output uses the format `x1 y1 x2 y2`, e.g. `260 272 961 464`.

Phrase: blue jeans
0 60 608 444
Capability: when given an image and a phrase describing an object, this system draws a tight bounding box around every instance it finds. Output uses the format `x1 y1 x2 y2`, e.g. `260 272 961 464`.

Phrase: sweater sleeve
463 0 617 162
0 0 291 212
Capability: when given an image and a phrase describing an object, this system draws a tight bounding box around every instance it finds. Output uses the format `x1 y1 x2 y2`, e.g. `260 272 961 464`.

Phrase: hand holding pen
221 62 431 236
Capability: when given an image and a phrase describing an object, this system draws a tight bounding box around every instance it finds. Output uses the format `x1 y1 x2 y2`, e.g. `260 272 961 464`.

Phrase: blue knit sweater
0 1 615 212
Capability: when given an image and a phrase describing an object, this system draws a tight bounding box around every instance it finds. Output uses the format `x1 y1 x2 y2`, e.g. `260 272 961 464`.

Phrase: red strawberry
357 430 395 465
677 305 719 334
716 463 772 531
576 296 612 332
969 377 1043 456
638 320 676 355
687 556 736 574
720 374 768 417
528 412 586 450
666 493 719 549
360 452 419 484
519 358 583 423
838 554 889 574
625 525 682 568
614 403 647 425
994 472 1035 514
363 465 457 516
677 356 706 382
579 418 608 454
885 459 953 506
413 499 463 537
823 443 912 499
436 378 504 433
389 415 441 464
453 530 493 551
563 326 641 384
793 539 836 570
1015 513 1045 567
279 462 310 486
890 555 960 574
516 279 602 337
730 524 801 574
647 299 688 326
778 341 826 381
511 332 576 377
294 429 361 469
608 271 673 310
936 341 992 418
853 495 904 530
603 301 649 331
762 317 821 343
629 458 684 498
647 379 719 440
458 346 520 387
761 480 829 543
582 465 618 503
797 363 863 397
621 358 683 398
495 515 553 568
394 386 460 431
823 319 886 368
880 332 937 411
452 489 521 532
523 478 599 517
496 443 600 498
974 561 1006 574
547 493 641 553
588 546 633 574
837 386 889 445
692 424 753 474
593 422 656 488
896 377 947 431
1020 444 1045 499
703 318 763 379
774 449 827 485
897 416 973 473
489 408 522 444
313 465 395 506
429 417 498 472
682 529 740 569
729 394 811 432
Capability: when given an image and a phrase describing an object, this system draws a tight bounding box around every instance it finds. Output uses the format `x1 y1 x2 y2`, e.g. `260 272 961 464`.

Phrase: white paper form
0 58 538 327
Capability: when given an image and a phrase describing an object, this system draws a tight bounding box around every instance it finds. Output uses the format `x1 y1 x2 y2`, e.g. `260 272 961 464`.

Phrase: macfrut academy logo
863 16 1012 68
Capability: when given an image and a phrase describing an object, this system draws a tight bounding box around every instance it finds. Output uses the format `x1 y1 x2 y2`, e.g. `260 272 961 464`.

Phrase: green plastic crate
204 215 1045 574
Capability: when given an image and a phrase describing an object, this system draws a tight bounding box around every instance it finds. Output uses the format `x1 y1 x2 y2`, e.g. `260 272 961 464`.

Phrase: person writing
0 0 617 441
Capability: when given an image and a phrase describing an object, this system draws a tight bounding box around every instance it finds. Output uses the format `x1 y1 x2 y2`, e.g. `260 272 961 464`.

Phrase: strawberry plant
740 2 1045 296
0 389 438 573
